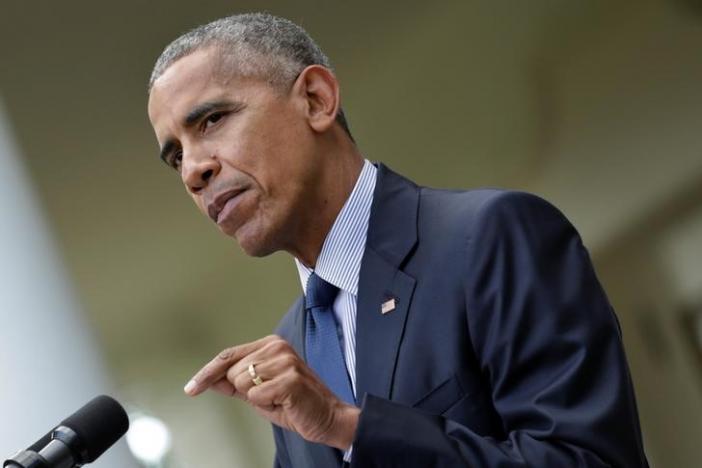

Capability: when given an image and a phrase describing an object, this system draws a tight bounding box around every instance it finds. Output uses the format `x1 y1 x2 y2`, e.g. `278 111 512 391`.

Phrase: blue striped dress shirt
295 158 376 396
294 159 377 462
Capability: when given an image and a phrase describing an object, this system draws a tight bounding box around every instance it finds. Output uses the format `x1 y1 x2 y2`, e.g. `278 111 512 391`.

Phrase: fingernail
184 379 197 395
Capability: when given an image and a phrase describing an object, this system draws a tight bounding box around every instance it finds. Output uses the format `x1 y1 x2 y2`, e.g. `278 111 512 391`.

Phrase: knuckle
286 366 302 384
263 340 285 356
271 339 288 353
234 377 248 393
218 347 235 360
263 334 279 345
280 354 297 368
247 390 264 407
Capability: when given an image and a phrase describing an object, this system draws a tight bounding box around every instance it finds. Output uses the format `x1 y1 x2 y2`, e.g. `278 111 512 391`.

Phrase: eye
203 112 226 130
171 149 183 171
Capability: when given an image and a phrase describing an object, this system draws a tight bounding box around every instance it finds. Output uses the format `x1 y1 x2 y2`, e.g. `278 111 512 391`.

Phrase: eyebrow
183 100 237 127
158 99 242 164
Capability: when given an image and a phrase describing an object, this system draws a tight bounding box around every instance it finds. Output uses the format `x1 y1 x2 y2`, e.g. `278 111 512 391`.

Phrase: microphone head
60 395 129 463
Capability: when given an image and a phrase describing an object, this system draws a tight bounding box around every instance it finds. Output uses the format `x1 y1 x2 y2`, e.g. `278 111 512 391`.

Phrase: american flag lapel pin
381 297 396 314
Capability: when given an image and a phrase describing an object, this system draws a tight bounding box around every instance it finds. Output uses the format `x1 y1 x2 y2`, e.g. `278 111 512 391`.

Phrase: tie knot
305 273 339 309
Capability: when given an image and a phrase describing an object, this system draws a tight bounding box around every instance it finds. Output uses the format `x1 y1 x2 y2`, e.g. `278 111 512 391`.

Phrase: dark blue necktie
304 273 355 405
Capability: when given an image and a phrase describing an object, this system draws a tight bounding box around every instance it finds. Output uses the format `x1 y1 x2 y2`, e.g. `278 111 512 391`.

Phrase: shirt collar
295 159 377 296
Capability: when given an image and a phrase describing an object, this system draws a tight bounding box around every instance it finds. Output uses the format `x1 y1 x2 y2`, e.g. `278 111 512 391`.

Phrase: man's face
148 48 320 256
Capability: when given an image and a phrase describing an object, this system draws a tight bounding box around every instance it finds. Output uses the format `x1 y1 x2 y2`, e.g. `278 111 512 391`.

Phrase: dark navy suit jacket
272 164 648 467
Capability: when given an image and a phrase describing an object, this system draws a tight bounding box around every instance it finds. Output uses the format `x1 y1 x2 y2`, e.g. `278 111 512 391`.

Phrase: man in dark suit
147 13 648 467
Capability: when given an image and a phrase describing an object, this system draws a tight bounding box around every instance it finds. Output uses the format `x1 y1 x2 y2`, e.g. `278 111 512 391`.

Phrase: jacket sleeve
350 191 648 467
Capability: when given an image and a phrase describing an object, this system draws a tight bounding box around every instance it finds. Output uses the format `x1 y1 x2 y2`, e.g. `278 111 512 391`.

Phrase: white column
0 97 138 467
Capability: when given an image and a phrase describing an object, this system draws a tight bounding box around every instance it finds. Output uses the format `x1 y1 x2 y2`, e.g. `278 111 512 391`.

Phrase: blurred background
1 0 701 466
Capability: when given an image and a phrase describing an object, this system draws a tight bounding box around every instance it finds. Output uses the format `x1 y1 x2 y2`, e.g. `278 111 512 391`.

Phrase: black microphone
4 395 129 468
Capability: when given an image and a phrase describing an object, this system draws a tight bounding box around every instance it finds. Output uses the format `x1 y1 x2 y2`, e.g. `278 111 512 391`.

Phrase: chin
232 224 278 258
239 239 277 257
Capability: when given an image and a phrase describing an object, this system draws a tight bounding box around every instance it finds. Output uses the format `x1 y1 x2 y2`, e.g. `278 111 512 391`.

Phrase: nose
182 151 221 194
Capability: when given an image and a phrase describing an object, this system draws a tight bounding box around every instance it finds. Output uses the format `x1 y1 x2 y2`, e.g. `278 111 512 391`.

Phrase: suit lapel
288 296 305 358
355 164 419 403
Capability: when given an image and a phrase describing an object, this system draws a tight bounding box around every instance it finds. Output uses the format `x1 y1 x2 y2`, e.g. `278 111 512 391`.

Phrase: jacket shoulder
420 186 565 221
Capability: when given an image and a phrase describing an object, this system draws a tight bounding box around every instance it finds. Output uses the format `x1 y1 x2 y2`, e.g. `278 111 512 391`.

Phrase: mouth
207 189 248 224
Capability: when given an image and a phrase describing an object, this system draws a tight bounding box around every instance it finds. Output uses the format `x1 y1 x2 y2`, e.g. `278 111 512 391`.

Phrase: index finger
185 335 278 396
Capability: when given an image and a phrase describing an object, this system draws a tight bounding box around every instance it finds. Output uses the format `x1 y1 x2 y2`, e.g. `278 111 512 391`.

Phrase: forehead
148 49 226 127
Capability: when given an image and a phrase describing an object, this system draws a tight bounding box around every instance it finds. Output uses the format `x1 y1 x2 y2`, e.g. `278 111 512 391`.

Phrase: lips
207 189 247 224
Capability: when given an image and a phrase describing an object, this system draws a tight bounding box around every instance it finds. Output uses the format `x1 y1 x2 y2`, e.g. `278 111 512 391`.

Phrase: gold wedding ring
248 363 263 386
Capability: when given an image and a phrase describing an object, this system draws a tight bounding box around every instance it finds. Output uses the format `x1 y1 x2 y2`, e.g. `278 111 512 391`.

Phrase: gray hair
149 13 352 138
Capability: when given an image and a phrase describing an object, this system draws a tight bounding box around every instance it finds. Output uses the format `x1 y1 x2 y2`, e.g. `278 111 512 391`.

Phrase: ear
293 65 341 133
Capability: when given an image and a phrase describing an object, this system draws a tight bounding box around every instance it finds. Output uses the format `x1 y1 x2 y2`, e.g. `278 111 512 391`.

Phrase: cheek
216 127 265 175
261 133 313 191
222 106 313 202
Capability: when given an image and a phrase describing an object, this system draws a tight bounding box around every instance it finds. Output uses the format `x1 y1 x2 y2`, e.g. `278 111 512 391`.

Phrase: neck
289 142 364 268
